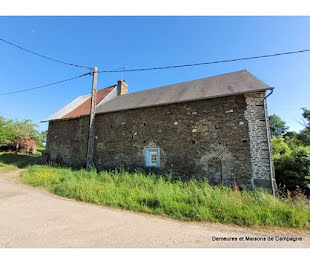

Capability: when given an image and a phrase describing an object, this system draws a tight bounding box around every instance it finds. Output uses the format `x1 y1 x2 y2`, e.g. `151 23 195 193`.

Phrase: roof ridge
112 69 249 99
80 85 116 98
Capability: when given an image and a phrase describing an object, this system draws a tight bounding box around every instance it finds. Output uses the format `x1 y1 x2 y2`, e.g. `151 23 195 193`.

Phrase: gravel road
0 170 309 248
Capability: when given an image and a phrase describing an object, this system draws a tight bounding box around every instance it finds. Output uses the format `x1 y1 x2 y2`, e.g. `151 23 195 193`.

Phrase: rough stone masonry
45 70 275 192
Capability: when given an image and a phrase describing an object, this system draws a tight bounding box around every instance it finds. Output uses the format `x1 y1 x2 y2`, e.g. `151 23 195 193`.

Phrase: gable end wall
46 116 89 167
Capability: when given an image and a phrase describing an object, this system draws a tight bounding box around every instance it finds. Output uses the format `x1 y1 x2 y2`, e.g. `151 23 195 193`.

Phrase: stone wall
45 92 273 191
46 116 89 167
93 94 253 188
244 92 274 190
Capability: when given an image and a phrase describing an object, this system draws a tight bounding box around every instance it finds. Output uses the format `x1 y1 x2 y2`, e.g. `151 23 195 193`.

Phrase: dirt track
0 170 309 248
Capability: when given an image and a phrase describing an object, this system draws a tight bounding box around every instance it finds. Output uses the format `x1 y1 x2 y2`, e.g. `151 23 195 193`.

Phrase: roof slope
47 94 90 121
96 70 271 114
46 86 115 121
63 86 114 119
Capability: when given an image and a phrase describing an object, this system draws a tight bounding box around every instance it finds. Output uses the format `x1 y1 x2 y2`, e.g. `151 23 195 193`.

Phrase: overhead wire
97 48 310 73
1 38 310 96
0 36 93 70
0 72 92 96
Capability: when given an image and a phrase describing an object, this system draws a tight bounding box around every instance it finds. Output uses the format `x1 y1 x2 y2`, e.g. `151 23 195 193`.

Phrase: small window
144 147 160 167
150 152 158 165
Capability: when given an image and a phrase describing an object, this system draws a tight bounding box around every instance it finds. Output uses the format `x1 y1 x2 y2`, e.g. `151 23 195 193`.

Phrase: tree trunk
15 141 19 154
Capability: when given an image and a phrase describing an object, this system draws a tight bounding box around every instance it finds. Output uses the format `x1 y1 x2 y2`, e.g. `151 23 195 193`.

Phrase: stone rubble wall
46 117 89 167
45 92 273 191
93 94 253 188
244 92 274 190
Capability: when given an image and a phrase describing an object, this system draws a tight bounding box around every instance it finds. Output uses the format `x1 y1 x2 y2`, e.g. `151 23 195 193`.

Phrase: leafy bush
274 145 310 195
270 110 310 196
272 137 291 159
21 165 310 229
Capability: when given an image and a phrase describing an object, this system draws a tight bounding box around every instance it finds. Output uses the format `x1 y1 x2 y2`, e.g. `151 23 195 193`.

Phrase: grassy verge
0 152 41 172
21 165 310 229
0 163 18 172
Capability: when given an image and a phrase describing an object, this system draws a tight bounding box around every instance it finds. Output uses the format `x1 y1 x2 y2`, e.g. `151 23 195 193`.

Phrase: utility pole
86 66 98 170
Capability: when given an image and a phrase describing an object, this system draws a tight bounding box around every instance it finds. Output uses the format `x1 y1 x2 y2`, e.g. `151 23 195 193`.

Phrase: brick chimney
117 80 128 95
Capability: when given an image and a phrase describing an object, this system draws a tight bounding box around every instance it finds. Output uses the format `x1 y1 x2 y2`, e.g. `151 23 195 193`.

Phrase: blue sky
0 16 309 132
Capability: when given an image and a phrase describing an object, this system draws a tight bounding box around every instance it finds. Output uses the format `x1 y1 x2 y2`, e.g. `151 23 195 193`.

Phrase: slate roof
95 70 272 114
46 70 272 122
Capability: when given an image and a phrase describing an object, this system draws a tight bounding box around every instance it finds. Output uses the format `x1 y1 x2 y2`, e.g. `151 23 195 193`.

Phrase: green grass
36 146 45 155
0 152 41 171
21 165 310 229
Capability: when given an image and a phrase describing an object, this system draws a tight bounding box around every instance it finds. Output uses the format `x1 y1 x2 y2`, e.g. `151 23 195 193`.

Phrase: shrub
274 145 310 196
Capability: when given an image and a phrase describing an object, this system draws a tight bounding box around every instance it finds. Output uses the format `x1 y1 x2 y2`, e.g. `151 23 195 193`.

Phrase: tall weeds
21 165 310 229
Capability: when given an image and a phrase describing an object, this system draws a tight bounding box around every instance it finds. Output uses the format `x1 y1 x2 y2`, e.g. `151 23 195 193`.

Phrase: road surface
0 170 309 247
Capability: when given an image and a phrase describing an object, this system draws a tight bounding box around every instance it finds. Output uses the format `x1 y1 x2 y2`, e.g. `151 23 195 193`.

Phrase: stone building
44 70 276 193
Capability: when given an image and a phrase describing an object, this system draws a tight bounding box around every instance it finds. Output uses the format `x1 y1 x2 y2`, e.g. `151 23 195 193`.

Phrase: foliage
271 137 291 159
0 116 14 145
10 119 39 143
270 109 310 195
39 131 47 147
21 165 310 229
299 128 310 146
0 116 43 147
36 146 46 155
301 107 310 127
298 108 310 146
269 114 289 138
273 146 310 195
272 136 310 195
283 131 303 148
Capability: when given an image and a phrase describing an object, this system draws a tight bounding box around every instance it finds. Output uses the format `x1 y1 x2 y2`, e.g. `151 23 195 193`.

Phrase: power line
0 72 92 96
98 48 310 73
0 36 92 70
1 42 310 96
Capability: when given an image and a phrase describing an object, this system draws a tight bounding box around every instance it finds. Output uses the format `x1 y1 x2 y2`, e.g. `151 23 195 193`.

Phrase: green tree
9 119 40 153
301 107 310 127
271 109 310 195
269 114 289 138
299 108 310 146
274 146 310 195
34 130 47 147
0 117 44 153
282 131 303 148
0 116 14 146
40 130 47 146
272 137 291 160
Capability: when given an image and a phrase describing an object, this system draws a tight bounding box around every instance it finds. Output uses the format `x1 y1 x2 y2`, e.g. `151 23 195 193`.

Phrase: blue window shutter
145 149 150 166
144 147 160 167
